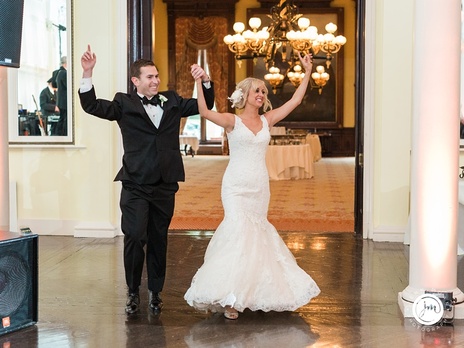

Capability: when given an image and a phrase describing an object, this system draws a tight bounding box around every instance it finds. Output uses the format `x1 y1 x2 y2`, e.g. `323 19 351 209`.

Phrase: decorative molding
371 225 406 243
258 0 334 8
162 0 238 17
15 219 120 238
74 221 119 238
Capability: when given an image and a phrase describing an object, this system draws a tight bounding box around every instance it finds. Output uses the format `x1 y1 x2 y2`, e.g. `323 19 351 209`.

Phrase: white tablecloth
179 135 199 154
265 144 314 181
305 134 322 162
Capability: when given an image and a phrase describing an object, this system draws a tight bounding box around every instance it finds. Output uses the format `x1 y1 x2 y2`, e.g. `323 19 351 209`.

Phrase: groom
79 45 215 314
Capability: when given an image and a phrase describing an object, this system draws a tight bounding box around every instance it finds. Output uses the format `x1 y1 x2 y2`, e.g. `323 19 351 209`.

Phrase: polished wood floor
1 232 464 347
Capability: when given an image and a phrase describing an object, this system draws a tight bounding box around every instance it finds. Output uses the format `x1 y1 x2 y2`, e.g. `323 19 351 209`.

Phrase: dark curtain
175 17 229 133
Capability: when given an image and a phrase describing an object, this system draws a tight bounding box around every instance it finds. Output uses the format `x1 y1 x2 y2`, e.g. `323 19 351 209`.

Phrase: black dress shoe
149 291 163 314
125 292 140 314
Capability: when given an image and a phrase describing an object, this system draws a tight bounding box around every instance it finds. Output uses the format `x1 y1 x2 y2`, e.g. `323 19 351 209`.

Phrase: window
183 49 223 142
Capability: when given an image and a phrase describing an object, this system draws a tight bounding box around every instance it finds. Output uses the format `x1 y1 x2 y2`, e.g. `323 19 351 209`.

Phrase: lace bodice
226 115 270 169
221 115 271 218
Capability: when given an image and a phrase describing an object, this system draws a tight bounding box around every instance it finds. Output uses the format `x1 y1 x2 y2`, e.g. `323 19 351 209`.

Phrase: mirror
8 0 72 144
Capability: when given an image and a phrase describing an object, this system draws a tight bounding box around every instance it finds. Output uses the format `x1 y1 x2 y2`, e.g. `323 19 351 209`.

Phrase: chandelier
223 0 346 94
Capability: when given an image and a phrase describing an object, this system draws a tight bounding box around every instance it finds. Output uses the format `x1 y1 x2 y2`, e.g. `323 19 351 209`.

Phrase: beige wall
332 0 356 128
154 0 168 90
370 0 414 239
7 0 435 241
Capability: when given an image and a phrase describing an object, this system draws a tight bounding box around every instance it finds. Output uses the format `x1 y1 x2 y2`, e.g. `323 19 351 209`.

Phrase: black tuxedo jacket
39 87 57 116
79 83 215 184
54 66 67 110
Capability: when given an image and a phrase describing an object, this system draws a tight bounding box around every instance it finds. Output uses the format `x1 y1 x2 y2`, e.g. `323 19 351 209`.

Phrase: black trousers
120 181 179 293
56 108 67 136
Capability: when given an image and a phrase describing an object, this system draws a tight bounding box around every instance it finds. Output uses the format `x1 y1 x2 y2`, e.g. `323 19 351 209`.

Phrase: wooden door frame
354 0 365 235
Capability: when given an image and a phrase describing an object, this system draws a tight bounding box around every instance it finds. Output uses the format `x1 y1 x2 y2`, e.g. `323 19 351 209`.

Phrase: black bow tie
141 95 160 106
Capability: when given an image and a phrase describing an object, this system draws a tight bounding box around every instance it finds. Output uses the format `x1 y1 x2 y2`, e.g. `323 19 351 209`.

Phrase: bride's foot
224 306 239 320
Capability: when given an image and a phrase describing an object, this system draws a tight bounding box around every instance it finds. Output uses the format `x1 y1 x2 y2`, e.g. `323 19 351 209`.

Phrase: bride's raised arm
265 52 313 127
190 64 235 133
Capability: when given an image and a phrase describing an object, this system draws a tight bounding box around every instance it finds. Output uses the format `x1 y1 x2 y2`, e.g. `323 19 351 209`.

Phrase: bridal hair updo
228 77 272 112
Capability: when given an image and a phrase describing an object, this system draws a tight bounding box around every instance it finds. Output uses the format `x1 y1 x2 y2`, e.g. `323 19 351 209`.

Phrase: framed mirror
8 0 73 144
247 7 345 129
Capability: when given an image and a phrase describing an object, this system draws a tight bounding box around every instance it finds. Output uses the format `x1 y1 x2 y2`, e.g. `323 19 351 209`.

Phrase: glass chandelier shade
311 65 330 95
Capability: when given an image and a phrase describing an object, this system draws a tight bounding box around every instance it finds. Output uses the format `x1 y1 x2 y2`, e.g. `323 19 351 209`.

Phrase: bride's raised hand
190 64 207 82
298 51 313 72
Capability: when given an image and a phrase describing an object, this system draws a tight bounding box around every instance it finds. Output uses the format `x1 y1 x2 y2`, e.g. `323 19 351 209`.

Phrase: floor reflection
1 233 463 347
183 311 319 348
419 325 456 347
125 313 167 348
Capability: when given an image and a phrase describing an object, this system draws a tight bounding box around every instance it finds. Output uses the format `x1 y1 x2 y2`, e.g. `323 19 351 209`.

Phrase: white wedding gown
184 115 320 313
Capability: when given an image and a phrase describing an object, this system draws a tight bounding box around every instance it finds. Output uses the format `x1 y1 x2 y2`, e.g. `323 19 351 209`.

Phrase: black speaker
0 0 25 68
0 231 38 336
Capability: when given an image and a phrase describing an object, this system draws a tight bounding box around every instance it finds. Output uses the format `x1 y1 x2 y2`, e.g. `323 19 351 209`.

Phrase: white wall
368 0 415 241
8 0 126 237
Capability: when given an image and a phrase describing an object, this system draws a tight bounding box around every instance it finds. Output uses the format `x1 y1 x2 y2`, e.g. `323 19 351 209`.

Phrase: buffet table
179 135 199 156
265 144 314 181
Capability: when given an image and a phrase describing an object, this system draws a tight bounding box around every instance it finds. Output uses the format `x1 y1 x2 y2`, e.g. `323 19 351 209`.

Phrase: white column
398 0 464 318
0 67 10 231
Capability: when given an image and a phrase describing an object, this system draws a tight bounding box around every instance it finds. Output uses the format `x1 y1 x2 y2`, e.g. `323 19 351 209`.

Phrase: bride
185 52 320 320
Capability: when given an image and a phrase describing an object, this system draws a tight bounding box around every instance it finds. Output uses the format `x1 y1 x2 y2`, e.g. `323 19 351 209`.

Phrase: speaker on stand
0 0 25 68
0 231 38 336
0 7 27 313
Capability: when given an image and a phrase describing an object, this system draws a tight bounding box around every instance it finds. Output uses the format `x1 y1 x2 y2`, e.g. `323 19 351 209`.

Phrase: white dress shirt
137 93 163 128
